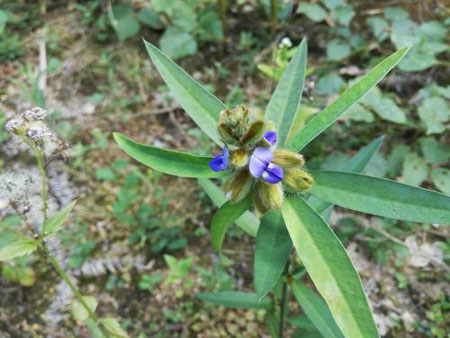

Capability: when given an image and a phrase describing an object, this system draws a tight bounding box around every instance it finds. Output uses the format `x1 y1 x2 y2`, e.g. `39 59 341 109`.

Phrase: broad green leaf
254 211 291 299
282 197 378 338
45 201 76 236
420 137 450 165
432 168 450 194
308 136 384 215
159 27 197 59
197 179 259 236
297 3 327 22
100 317 129 338
418 97 449 135
196 291 272 309
309 171 450 224
0 238 38 261
113 133 221 178
72 296 98 322
265 39 307 147
211 194 253 252
402 153 428 186
326 39 351 62
288 47 409 151
144 41 225 144
292 281 345 338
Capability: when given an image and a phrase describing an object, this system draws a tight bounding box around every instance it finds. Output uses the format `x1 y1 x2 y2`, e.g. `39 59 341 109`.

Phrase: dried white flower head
23 107 47 121
26 126 45 141
5 119 24 133
279 37 293 48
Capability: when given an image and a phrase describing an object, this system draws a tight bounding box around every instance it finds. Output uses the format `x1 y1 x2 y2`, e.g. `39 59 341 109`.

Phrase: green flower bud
283 168 313 192
255 182 284 214
225 169 253 203
229 149 248 167
272 149 305 168
241 120 265 146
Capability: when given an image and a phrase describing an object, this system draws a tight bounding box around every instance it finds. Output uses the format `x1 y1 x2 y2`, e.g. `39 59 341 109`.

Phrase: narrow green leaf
308 136 384 214
254 211 291 299
0 238 38 261
288 47 409 151
292 281 345 338
266 39 307 147
113 133 221 178
196 291 272 309
211 194 253 252
72 296 98 322
144 40 225 145
197 179 259 236
282 197 378 338
45 201 76 236
309 171 450 224
100 317 129 338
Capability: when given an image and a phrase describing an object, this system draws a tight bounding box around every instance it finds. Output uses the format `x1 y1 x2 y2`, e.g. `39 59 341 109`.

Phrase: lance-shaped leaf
144 40 225 145
282 197 378 338
254 211 291 299
197 179 259 236
288 47 409 151
211 194 253 252
292 281 345 338
45 201 77 236
265 39 307 147
196 291 272 309
309 171 450 224
114 133 222 178
308 136 384 215
0 237 39 261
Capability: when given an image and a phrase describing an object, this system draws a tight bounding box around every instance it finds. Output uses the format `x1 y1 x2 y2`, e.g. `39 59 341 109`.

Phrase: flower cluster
5 107 48 143
209 105 313 214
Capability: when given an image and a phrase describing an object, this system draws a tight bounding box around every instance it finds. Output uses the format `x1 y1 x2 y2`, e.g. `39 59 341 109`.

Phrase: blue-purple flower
263 131 277 146
249 147 284 184
209 147 229 172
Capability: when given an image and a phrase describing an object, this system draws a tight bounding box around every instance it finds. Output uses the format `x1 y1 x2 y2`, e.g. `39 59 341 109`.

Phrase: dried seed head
26 126 45 141
23 107 47 121
5 119 24 134
283 168 313 192
272 149 305 168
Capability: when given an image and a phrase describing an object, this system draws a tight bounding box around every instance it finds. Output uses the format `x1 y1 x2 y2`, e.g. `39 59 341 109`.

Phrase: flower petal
262 163 284 184
249 147 273 178
263 131 277 146
209 147 229 172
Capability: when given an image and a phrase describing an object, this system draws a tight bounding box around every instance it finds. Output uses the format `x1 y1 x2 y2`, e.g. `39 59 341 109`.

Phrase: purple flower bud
249 147 284 184
209 147 229 172
263 131 277 146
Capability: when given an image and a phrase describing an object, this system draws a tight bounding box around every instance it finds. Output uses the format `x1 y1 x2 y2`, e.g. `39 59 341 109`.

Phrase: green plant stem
31 144 48 239
218 0 227 36
279 261 290 338
270 0 278 32
41 244 109 336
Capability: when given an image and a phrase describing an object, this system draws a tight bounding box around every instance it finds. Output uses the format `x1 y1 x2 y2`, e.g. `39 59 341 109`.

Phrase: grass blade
254 211 291 299
196 291 272 309
310 171 450 224
144 40 225 145
114 133 222 178
265 39 307 147
288 47 409 151
282 196 379 338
